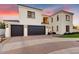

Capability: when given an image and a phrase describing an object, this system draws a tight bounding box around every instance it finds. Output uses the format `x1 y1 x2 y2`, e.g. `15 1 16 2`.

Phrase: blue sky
27 4 79 26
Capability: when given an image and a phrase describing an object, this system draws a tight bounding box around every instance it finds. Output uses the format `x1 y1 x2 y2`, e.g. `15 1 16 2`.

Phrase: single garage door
28 25 45 35
11 25 24 37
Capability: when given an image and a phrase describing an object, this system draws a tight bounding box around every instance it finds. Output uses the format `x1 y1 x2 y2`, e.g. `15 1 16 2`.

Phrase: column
24 25 28 36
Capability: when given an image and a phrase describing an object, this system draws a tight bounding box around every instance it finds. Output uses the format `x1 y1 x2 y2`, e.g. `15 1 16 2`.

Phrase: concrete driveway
1 35 79 54
2 41 79 54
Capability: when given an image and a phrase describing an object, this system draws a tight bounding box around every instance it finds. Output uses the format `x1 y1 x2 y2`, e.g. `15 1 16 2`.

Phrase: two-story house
49 10 74 34
5 4 74 37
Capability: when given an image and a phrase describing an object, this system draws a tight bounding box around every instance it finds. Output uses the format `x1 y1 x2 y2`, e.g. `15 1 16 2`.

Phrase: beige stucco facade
49 11 73 34
5 5 74 37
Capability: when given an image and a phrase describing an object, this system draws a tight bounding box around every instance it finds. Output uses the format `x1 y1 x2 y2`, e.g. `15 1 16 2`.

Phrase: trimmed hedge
64 32 79 35
0 22 5 29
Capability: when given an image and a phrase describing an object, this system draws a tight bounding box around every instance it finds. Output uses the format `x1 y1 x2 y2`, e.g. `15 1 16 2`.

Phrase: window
57 25 59 31
57 15 59 21
42 17 48 24
66 15 70 21
51 18 53 22
52 26 53 31
27 11 35 18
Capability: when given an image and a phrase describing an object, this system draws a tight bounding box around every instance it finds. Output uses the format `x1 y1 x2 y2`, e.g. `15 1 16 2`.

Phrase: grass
63 34 79 38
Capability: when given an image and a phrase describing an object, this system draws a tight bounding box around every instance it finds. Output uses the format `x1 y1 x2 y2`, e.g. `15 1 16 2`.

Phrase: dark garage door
28 25 45 35
11 25 24 36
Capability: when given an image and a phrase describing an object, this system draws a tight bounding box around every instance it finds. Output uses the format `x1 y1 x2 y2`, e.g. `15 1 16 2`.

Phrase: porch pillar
24 25 28 36
5 24 11 37
45 26 49 35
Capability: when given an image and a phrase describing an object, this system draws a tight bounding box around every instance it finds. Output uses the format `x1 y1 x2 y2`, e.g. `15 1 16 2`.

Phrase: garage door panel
11 25 24 36
28 25 45 35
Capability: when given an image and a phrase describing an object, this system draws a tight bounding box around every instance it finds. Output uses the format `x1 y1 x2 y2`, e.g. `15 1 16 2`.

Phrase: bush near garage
0 22 5 29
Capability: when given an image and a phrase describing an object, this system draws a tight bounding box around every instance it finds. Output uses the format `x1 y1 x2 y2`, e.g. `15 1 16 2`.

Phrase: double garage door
11 25 45 37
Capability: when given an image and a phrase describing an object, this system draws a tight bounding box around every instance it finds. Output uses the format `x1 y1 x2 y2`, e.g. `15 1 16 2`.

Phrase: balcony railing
41 22 49 24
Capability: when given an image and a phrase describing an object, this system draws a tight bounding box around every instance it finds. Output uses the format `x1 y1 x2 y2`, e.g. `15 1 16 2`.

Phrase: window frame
66 15 70 21
66 25 70 32
27 11 35 18
51 17 53 23
52 26 53 31
42 17 48 24
57 25 59 31
57 15 59 21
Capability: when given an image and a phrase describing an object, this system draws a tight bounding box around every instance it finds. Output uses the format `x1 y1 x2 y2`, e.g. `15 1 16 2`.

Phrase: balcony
41 22 49 24
41 17 49 24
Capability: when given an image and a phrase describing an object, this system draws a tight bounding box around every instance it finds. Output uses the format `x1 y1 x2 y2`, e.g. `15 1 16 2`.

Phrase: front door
66 25 70 32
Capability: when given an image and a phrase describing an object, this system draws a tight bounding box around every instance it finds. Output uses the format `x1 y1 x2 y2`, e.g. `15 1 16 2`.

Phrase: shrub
48 32 56 35
0 22 5 29
64 32 79 35
52 32 56 34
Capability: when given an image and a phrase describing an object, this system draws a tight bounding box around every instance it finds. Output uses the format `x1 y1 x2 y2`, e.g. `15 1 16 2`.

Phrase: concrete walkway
0 35 79 54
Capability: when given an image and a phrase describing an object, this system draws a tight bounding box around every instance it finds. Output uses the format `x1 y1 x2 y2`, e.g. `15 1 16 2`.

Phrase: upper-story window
66 15 70 21
51 18 53 23
27 11 35 18
57 15 59 21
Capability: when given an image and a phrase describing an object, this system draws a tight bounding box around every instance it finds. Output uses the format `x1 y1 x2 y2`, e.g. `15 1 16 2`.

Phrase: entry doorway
66 25 70 32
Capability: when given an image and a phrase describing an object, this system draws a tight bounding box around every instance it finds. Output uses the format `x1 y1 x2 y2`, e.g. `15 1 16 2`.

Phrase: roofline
3 20 19 22
52 10 74 16
17 4 43 11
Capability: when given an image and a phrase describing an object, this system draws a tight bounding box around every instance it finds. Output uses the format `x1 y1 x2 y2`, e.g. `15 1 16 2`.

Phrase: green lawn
63 34 79 38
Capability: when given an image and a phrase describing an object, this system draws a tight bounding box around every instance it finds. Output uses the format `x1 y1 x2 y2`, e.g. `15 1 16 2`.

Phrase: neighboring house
5 4 74 37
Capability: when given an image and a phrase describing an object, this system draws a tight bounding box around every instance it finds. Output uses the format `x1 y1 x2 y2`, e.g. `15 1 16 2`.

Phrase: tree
0 22 5 29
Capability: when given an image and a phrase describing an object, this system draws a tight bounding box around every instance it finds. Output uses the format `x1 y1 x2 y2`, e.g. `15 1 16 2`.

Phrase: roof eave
17 4 43 11
51 10 74 16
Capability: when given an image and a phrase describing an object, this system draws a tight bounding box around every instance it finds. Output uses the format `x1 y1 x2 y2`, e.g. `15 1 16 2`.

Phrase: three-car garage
11 25 46 37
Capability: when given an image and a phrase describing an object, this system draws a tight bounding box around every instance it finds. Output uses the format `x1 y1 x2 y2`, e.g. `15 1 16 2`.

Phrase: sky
0 4 79 26
0 4 18 20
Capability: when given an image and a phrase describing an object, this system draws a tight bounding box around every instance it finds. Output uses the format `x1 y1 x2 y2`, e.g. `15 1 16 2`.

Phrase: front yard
63 33 79 38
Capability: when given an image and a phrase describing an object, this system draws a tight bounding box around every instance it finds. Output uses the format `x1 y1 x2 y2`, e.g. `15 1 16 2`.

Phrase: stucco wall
18 6 49 35
61 12 73 34
50 12 73 34
18 6 43 25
